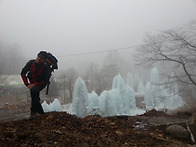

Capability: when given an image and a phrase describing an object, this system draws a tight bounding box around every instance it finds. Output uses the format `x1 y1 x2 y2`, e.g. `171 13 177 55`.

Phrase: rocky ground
0 102 195 146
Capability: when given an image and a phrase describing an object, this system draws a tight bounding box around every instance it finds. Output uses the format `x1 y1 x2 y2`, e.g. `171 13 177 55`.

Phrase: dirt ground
0 102 195 147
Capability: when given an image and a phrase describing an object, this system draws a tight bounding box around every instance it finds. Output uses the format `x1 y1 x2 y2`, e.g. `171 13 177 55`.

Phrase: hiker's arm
21 60 33 86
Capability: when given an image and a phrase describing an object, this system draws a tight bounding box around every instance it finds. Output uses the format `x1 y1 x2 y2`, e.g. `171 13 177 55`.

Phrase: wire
0 44 141 60
2 41 168 60
57 45 141 58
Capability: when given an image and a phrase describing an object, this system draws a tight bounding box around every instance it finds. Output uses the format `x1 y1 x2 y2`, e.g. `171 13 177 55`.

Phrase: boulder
166 124 191 141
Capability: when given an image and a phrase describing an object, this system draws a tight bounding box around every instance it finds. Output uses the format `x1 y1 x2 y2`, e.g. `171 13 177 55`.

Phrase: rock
166 124 191 141
188 113 196 142
116 131 123 136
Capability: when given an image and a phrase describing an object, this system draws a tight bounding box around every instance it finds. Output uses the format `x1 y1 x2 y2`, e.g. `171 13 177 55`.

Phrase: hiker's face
36 55 45 64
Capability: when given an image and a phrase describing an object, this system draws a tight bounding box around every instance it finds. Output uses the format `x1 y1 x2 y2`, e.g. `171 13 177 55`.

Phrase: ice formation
71 77 89 117
42 99 63 112
71 74 143 118
144 67 184 110
42 67 184 118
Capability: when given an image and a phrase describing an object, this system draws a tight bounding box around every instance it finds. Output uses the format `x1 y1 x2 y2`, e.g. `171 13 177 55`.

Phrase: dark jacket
21 60 50 86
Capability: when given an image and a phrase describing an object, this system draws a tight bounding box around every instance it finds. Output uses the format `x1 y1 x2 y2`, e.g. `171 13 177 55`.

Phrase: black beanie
38 51 47 59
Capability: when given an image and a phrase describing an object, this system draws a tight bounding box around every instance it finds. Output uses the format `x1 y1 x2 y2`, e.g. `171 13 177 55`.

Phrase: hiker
21 51 51 118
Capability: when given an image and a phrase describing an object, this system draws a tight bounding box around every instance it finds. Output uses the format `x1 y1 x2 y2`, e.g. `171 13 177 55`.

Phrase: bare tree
135 21 196 87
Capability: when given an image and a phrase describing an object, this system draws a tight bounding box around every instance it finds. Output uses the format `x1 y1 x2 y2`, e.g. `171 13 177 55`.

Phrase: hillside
0 109 194 146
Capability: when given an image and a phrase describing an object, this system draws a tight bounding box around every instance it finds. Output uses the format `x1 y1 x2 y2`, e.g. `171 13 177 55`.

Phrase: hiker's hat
38 51 47 59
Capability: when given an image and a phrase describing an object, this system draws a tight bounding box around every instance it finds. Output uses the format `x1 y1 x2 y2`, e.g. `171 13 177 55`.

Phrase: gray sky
0 0 196 71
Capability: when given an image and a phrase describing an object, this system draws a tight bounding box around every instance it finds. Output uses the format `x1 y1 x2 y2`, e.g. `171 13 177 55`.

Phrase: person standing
21 51 50 118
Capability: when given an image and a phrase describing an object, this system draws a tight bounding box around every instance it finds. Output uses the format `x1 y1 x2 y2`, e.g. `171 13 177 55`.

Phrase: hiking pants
30 84 46 114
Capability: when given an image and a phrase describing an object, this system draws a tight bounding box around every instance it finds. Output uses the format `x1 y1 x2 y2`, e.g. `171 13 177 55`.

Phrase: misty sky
0 0 196 71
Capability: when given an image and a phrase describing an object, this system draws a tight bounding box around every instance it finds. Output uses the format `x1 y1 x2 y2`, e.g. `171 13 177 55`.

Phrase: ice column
42 99 63 112
144 82 154 110
71 77 89 117
150 67 162 108
144 67 184 110
88 91 99 112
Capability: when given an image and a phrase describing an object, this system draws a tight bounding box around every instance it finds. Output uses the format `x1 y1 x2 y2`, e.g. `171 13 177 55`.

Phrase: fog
0 0 196 75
